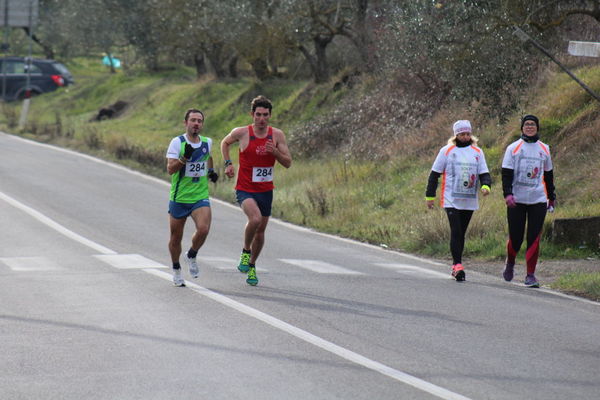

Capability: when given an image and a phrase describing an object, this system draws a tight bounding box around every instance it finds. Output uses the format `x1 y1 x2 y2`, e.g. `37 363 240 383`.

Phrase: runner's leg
524 203 547 275
168 215 186 263
249 216 270 264
240 198 263 251
189 206 212 252
506 204 526 264
445 208 466 265
457 209 474 262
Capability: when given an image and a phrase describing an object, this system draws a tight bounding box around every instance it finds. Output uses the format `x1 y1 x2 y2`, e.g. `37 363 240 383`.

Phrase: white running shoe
173 268 185 286
186 251 199 278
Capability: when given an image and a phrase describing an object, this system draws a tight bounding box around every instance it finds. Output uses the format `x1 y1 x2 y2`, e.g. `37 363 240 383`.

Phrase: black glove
208 168 219 183
183 143 194 160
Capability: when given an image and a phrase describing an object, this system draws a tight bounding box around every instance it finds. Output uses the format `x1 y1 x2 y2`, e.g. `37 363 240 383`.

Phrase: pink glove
505 194 517 208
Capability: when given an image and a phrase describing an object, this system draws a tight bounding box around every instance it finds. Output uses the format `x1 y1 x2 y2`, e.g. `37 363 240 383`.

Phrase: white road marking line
374 263 449 279
144 268 472 400
0 190 116 255
94 254 167 269
0 256 62 271
201 256 269 272
280 258 363 275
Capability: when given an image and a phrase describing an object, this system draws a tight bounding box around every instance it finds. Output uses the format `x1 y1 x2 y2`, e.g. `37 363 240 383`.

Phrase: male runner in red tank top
220 95 292 286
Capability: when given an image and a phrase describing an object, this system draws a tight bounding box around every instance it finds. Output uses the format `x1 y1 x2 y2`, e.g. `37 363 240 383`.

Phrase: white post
18 0 34 129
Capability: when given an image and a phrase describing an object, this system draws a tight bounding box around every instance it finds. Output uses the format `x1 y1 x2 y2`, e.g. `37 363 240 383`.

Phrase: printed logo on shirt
515 156 543 187
189 141 210 162
255 144 268 156
463 174 476 188
453 162 478 198
527 166 539 179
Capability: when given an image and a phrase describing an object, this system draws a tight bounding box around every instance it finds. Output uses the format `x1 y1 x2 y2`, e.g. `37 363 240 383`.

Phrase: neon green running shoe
246 265 258 286
238 251 251 273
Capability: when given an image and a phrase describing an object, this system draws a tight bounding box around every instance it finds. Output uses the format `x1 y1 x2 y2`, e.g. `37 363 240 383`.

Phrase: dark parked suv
0 56 74 101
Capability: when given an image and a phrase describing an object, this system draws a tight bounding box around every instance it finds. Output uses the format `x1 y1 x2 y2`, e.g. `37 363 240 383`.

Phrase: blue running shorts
168 198 210 219
236 190 273 217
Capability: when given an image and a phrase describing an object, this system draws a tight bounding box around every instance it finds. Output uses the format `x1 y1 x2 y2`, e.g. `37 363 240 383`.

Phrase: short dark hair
251 95 272 114
184 108 204 122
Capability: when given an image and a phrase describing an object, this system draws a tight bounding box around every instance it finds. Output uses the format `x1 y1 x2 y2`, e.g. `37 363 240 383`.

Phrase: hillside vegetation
2 58 599 267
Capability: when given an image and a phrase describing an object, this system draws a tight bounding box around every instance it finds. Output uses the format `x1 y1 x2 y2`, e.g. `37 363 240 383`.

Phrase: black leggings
445 208 474 265
506 203 547 275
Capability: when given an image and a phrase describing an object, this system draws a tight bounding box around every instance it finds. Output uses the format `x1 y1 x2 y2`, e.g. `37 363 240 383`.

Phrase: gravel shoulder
466 258 600 284
462 257 600 301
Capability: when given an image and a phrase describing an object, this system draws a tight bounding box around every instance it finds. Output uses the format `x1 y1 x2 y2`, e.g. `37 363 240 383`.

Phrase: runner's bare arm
270 129 292 168
220 127 247 158
221 127 246 177
167 157 185 175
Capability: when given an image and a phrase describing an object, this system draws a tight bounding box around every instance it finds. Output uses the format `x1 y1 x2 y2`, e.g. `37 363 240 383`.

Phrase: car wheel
17 89 41 100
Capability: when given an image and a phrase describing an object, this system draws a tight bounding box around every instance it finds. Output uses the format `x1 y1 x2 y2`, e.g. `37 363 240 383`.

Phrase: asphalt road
1 132 599 400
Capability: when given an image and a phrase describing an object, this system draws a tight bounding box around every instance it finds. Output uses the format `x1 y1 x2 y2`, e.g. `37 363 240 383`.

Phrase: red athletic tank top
236 125 277 192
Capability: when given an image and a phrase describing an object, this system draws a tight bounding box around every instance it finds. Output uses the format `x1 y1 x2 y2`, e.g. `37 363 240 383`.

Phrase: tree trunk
250 58 270 81
203 43 227 78
298 45 318 82
299 42 329 84
313 37 329 84
342 0 375 71
194 53 207 78
23 28 54 59
105 51 116 74
228 55 238 78
146 57 159 72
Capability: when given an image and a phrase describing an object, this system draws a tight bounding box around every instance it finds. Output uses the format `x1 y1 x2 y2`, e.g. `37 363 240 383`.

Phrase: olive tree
379 0 543 117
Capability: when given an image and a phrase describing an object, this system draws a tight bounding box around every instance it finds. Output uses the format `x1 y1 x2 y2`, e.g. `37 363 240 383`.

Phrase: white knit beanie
453 120 472 135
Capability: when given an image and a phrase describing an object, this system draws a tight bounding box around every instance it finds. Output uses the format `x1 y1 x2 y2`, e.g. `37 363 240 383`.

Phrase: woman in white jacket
501 115 556 288
426 120 491 281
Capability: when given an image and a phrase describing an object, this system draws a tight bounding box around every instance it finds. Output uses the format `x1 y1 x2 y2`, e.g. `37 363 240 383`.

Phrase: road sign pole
514 27 600 103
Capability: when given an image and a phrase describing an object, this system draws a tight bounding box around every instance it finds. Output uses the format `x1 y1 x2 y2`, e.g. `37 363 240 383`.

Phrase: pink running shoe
451 264 466 281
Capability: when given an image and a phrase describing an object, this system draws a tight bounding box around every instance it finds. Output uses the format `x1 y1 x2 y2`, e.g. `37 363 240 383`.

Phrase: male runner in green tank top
166 108 218 286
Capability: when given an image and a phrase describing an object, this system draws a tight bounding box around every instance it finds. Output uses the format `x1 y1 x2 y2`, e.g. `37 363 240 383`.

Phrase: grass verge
552 272 600 302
